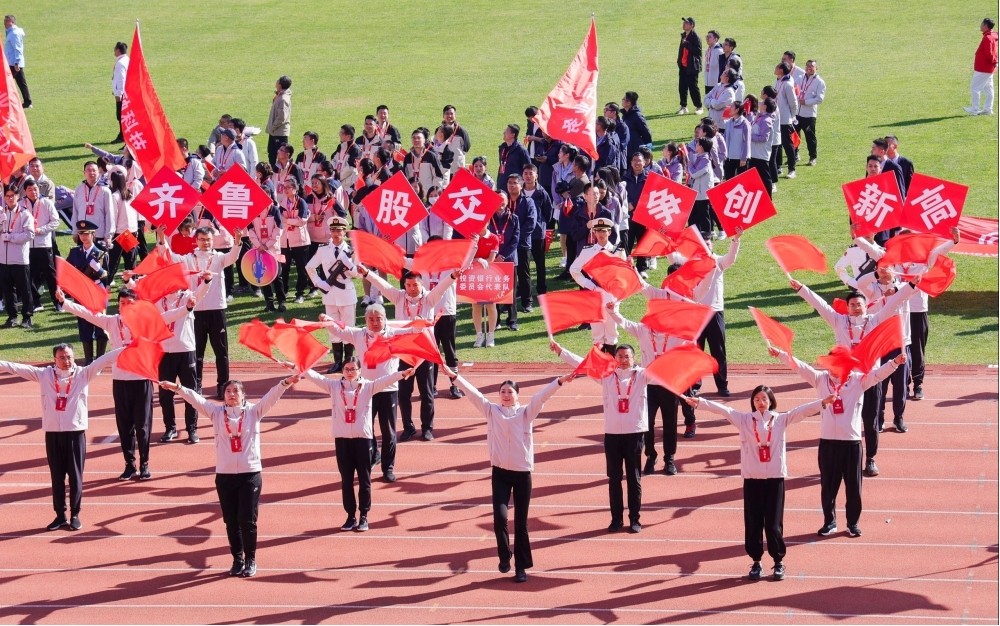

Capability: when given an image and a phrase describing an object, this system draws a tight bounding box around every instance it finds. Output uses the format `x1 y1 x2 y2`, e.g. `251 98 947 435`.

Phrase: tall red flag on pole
120 21 185 178
0 45 35 182
532 18 599 159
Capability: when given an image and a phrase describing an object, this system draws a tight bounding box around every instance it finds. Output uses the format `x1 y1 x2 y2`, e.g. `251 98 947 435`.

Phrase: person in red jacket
966 18 998 115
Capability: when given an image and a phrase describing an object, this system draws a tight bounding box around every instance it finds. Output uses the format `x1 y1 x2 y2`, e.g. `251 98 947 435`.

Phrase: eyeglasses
342 367 359 373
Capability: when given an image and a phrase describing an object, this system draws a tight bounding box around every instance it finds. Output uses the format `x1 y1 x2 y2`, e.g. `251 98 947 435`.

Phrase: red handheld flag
662 253 716 299
630 229 676 258
815 345 860 383
117 338 164 381
359 171 429 243
119 299 173 343
134 262 192 302
409 239 473 277
349 229 406 278
115 230 140 253
433 168 503 239
539 290 605 336
842 172 903 237
645 344 719 396
852 315 903 373
239 319 274 360
389 329 443 366
268 322 330 372
917 255 957 297
132 245 172 275
169 234 197 256
631 172 696 238
581 251 643 301
766 235 829 274
55 257 109 314
201 164 275 235
0 45 36 182
571 345 617 379
900 173 968 236
876 232 946 269
532 19 600 159
364 336 393 368
748 307 795 355
641 299 714 342
706 168 777 237
131 167 201 236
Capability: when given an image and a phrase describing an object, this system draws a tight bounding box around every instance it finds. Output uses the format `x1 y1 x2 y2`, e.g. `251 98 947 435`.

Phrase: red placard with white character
432 168 503 239
631 171 696 238
456 262 515 304
842 171 903 237
899 173 968 237
131 167 201 236
200 165 277 235
359 171 429 242
706 167 776 237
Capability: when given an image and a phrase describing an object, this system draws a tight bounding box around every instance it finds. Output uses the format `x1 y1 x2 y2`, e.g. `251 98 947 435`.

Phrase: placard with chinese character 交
432 168 503 239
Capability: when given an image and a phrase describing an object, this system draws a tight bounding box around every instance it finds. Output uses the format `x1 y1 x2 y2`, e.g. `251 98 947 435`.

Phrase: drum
241 248 280 287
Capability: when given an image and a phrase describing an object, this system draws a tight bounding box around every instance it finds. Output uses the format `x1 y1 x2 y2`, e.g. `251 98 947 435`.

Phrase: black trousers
107 237 137 280
492 466 533 570
370 391 398 472
280 245 311 298
194 309 230 394
115 97 123 126
795 115 818 160
628 220 648 272
744 478 786 563
267 135 287 168
29 247 58 309
878 346 910 425
215 472 262 560
135 221 149 260
563 237 579 273
749 158 774 198
604 432 643 524
335 437 373 516
688 200 713 240
1 263 31 318
909 312 929 388
76 317 108 342
158 351 199 432
768 145 781 183
777 124 797 173
262 270 286 305
516 246 536 307
818 439 863 527
531 237 547 297
432 314 458 390
697 311 729 392
645 384 695 459
723 159 747 181
113 379 154 468
861 383 882 459
399 361 435 433
678 71 702 108
45 430 85 516
9 65 30 106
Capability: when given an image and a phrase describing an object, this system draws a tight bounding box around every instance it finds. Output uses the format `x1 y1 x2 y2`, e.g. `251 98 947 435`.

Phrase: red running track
0 362 996 624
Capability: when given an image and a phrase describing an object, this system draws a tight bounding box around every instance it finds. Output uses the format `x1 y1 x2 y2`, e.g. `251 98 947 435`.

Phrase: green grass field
3 1 997 366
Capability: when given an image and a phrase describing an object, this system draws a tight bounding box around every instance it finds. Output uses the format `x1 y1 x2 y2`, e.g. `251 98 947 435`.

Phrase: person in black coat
65 220 110 364
677 17 704 113
621 93 653 159
497 124 531 191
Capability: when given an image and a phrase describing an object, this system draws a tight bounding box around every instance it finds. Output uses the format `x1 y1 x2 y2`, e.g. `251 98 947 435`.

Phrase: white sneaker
559 257 567 268
693 108 704 115
807 159 817 166
771 184 777 193
473 333 485 348
676 107 688 115
964 105 981 115
980 110 995 115
786 171 796 179
485 332 495 348
226 295 234 304
648 257 658 270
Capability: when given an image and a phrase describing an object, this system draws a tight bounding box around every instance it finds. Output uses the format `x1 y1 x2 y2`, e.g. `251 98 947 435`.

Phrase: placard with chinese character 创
200 165 277 235
130 167 201 236
706 167 776 237
432 168 503 239
899 173 968 237
359 171 429 242
841 171 903 237
631 172 696 237
455 262 515 305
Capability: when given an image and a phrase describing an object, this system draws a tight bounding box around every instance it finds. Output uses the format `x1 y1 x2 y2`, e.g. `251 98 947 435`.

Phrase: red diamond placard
200 164 276 235
842 171 903 237
899 173 968 237
432 168 503 239
360 171 430 242
631 171 696 238
706 167 777 237
131 167 201 236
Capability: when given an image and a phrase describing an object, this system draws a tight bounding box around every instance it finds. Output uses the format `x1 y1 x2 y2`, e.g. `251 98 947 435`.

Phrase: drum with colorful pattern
241 248 280 287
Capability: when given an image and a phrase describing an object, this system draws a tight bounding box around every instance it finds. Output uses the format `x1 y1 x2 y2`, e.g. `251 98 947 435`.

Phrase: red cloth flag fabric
0 45 35 182
117 338 164 381
119 299 173 343
842 172 903 237
134 262 191 302
120 23 185 179
132 245 171 275
409 239 473 277
582 251 643 301
631 172 696 238
433 168 503 238
571 345 617 379
953 216 998 257
267 322 329 372
359 171 429 242
766 235 829 274
917 255 957 297
748 306 795 355
662 253 716 299
790 129 801 149
290 318 344 333
645 344 719 396
169 233 197 255
539 290 605 336
131 167 201 235
55 257 109 314
852 315 903 372
239 319 275 360
349 229 405 278
876 232 947 269
707 167 777 237
115 230 140 253
900 173 968 236
364 330 442 368
631 229 676 258
633 226 711 259
815 346 860 384
200 164 275 235
641 299 714 342
532 19 600 159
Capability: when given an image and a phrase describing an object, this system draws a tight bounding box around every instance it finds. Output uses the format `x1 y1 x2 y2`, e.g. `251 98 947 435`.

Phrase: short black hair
277 75 292 90
984 18 996 29
615 344 636 356
783 50 796 61
724 37 736 48
231 118 246 132
340 124 355 139
506 123 521 139
750 385 778 411
624 91 639 105
524 106 538 117
846 290 867 303
303 131 319 144
707 29 720 39
872 138 889 150
52 343 73 357
114 41 127 54
776 62 791 76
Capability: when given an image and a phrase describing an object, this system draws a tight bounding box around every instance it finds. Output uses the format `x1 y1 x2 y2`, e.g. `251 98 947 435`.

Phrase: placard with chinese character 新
706 167 777 237
201 164 278 235
841 171 903 237
130 167 202 236
455 262 515 304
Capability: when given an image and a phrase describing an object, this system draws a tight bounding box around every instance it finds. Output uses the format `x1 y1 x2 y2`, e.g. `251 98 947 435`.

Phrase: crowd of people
0 14 993 584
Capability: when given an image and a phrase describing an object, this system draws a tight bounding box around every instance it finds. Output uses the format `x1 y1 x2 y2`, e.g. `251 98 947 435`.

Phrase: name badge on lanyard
230 436 243 453
55 397 68 412
832 397 845 414
758 445 771 463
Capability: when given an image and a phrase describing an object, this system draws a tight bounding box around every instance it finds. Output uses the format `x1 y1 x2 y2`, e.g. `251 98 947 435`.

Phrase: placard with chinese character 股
455 262 515 305
432 168 503 239
899 173 968 237
200 165 277 235
359 171 429 242
631 172 696 237
706 167 776 237
841 171 903 237
130 167 202 236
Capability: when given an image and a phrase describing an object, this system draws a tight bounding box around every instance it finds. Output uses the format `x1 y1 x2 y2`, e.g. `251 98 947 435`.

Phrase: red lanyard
847 318 869 345
161 293 184 332
403 296 423 320
85 184 99 210
410 149 426 175
3 207 19 233
650 333 667 357
223 409 245 439
614 370 636 399
490 212 508 247
312 196 331 225
53 369 75 397
752 413 775 447
499 144 512 174
116 317 129 343
339 380 360 412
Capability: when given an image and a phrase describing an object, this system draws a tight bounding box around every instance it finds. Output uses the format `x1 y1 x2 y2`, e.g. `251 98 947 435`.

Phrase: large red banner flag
120 22 185 179
953 216 998 257
646 344 719 396
842 172 903 237
0 45 35 182
631 172 697 238
532 18 599 159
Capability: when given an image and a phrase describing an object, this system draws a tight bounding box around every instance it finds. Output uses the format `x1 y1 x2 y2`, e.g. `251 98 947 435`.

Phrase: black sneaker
340 516 357 532
187 431 200 444
847 524 863 538
21 317 33 329
894 417 908 433
913 386 924 400
628 521 642 534
241 558 257 577
46 515 68 531
119 466 137 481
399 427 417 442
607 520 623 533
773 562 785 580
277 303 287 312
160 429 178 443
355 516 369 532
514 568 527 583
422 430 434 441
383 470 396 483
138 464 152 480
642 456 657 476
817 521 837 536
498 559 511 574
507 322 519 332
2 317 18 328
665 458 678 475
718 388 731 397
683 424 696 439
229 558 245 576
748 561 762 580
449 385 464 399
69 515 82 531
863 458 879 477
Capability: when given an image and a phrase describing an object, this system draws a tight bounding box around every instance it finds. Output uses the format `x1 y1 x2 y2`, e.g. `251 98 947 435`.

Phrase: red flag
119 299 173 343
364 329 442 367
571 345 617 379
433 168 503 238
200 164 275 235
766 235 829 274
953 216 998 257
538 290 605 335
899 173 968 236
268 322 329 372
662 253 716 299
131 167 201 235
876 232 947 269
532 19 599 159
238 319 275 360
671 226 712 259
55 257 109 314
117 338 164 381
631 226 709 259
120 23 185 179
631 172 697 238
646 344 719 396
748 307 795 355
409 239 473 277
852 315 903 372
842 172 903 237
582 251 643 301
115 230 140 253
641 299 714 342
349 229 405 278
132 245 172 275
290 317 344 333
815 345 860 383
706 167 777 237
0 46 35 182
917 255 957 297
169 233 197 255
790 130 801 149
359 171 429 242
134 262 191 302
